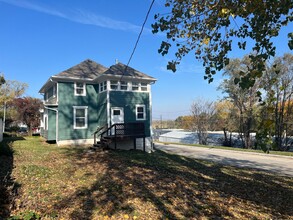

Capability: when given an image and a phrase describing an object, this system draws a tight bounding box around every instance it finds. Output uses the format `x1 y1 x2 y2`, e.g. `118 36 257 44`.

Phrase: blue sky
0 0 292 120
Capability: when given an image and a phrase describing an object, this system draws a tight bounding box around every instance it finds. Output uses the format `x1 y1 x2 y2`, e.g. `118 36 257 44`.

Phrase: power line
119 0 155 81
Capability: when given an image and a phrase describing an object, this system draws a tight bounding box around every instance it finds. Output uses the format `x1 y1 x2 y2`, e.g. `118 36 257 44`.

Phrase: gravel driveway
155 143 293 177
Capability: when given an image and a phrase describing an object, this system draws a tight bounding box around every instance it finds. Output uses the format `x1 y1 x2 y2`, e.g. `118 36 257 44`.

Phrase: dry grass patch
2 136 293 219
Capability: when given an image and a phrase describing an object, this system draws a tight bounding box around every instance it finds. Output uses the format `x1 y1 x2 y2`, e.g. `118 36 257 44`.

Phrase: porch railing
101 122 145 137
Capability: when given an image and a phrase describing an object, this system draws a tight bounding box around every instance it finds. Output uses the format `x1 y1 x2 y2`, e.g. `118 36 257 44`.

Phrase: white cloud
0 0 66 18
0 0 146 33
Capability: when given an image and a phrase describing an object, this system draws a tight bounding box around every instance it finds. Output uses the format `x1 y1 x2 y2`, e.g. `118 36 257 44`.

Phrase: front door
111 107 124 134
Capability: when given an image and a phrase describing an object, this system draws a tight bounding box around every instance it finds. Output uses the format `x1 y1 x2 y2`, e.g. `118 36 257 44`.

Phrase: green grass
2 136 293 219
156 141 293 156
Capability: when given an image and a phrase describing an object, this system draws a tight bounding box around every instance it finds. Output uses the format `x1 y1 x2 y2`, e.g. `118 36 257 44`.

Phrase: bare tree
190 98 216 145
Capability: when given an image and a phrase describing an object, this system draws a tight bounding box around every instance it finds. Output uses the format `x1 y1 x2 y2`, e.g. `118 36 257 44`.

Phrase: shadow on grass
53 148 293 219
0 136 24 219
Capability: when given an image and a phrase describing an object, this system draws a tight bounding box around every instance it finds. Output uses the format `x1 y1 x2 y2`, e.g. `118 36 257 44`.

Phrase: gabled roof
39 59 156 93
101 62 156 81
53 59 108 80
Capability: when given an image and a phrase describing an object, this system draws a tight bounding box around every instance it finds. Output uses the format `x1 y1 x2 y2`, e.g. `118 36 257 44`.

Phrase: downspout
44 106 58 143
149 81 155 151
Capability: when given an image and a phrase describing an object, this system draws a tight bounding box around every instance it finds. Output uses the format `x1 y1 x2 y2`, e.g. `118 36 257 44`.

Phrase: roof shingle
54 59 108 80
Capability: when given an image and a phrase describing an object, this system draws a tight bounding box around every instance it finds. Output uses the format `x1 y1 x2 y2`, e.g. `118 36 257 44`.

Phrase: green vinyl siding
109 91 151 136
57 82 103 141
44 108 56 141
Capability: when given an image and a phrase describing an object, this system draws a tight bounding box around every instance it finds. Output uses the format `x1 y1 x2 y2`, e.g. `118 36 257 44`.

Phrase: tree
190 98 216 145
219 56 260 148
11 97 43 135
0 80 28 104
174 115 193 130
152 0 293 87
261 53 293 150
0 75 5 87
214 100 237 146
0 79 28 130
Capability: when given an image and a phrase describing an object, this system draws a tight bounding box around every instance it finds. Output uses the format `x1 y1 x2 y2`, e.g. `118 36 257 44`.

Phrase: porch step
91 137 113 150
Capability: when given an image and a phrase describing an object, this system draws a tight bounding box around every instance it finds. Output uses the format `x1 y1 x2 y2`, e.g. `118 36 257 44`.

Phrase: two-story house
39 59 156 152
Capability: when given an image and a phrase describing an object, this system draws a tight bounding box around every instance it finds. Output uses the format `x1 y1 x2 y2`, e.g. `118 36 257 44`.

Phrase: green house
39 59 156 152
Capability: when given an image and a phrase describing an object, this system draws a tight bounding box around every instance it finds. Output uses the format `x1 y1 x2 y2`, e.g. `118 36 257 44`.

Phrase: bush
0 141 14 157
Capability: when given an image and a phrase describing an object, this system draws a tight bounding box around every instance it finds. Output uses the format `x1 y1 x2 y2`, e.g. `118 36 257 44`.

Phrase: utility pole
160 115 162 130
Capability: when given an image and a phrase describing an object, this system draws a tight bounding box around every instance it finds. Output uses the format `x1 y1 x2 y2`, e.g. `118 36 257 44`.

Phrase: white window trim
99 81 108 93
74 82 86 96
119 81 128 91
136 104 146 120
44 114 48 131
132 82 139 91
73 106 88 129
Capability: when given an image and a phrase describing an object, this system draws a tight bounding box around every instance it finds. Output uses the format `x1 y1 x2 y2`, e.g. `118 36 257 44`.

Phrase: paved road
154 143 293 177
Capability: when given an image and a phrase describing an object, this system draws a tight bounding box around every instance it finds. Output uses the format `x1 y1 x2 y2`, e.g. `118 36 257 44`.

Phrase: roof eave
51 75 94 82
39 77 54 94
94 74 157 83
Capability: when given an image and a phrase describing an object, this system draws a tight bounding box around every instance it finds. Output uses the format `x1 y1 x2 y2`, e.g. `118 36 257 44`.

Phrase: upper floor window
132 82 139 91
120 81 128 90
136 105 146 120
110 80 118 90
141 83 148 91
45 84 57 101
100 81 107 92
74 82 86 96
73 106 88 129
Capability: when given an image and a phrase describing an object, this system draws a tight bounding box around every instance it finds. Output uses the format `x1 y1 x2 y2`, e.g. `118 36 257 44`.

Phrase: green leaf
167 61 177 72
288 32 293 50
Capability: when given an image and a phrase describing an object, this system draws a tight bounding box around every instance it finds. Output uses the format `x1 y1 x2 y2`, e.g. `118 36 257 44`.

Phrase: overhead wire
119 0 155 82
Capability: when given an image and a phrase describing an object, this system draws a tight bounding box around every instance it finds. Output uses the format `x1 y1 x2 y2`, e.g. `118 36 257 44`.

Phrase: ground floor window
136 105 146 120
73 106 88 129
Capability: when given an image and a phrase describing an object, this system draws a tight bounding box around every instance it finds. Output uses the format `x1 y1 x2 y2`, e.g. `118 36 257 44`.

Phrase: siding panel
109 91 151 136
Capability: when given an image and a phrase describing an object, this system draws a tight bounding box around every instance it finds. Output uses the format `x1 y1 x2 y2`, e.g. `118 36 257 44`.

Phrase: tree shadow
0 136 24 219
52 148 293 219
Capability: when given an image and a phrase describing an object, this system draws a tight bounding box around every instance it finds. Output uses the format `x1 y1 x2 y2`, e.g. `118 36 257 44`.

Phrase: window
99 81 107 92
132 82 139 91
136 105 146 120
46 84 57 101
75 82 86 96
120 81 128 90
44 115 48 130
141 83 148 91
113 109 121 115
110 80 118 90
73 106 88 129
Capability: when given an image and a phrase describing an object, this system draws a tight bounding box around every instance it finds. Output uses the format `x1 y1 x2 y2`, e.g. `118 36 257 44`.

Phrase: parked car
32 127 40 136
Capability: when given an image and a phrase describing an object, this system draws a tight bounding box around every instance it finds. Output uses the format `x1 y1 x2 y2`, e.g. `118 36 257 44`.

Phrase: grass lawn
1 136 293 219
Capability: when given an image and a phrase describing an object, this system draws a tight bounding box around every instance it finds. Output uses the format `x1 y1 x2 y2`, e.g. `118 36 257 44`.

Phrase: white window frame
120 81 128 91
140 83 148 91
99 81 107 92
44 114 48 131
74 82 86 96
73 106 88 129
110 80 118 90
136 105 146 120
132 82 139 91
